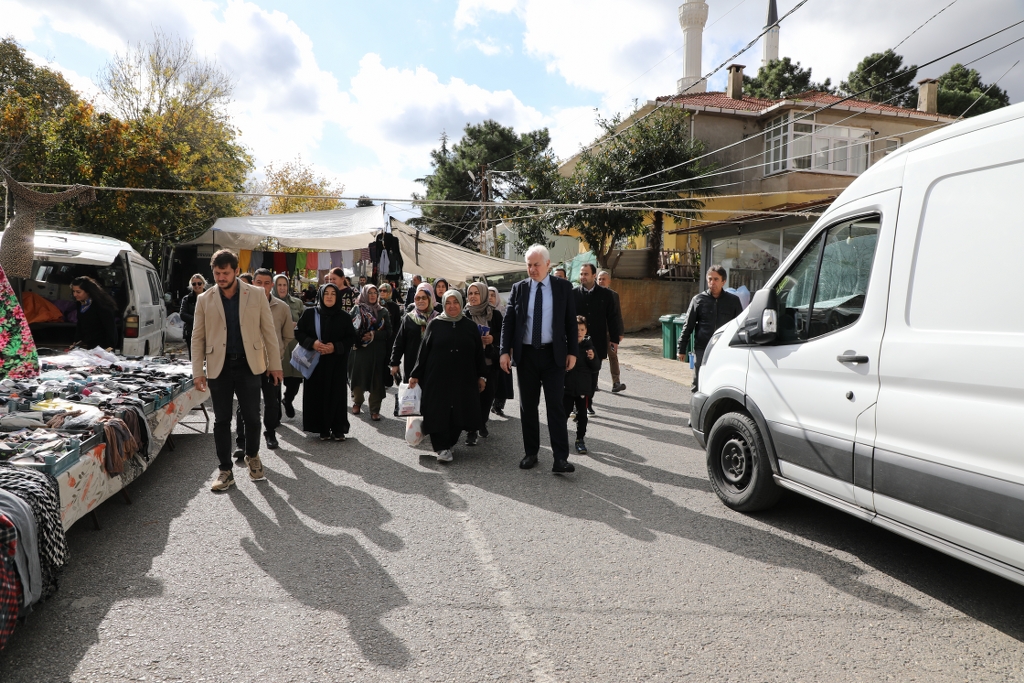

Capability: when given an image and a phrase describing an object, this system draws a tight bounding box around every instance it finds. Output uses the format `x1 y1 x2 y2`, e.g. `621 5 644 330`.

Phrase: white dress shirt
522 275 554 345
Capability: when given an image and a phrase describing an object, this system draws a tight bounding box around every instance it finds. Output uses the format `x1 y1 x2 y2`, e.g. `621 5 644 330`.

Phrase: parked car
690 102 1024 586
0 230 166 356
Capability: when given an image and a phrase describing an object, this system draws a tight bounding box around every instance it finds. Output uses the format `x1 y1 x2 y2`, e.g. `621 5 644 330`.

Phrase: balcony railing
657 250 700 281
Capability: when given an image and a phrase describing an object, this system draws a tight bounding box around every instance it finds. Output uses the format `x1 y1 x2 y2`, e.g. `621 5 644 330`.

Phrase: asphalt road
2 363 1023 682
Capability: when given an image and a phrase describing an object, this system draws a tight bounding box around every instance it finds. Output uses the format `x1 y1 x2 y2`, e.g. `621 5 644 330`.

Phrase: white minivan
691 102 1024 587
0 229 166 356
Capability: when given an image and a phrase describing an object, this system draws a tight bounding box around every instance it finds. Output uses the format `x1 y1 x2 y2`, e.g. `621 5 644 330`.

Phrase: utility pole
479 163 489 255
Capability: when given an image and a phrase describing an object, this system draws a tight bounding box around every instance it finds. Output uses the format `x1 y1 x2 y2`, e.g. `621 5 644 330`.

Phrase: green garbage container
673 314 694 361
659 314 676 359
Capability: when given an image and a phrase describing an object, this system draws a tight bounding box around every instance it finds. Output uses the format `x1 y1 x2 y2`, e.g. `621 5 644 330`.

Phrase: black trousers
209 357 262 471
283 377 302 404
236 373 282 447
516 345 570 461
563 394 588 439
183 331 192 359
471 365 497 433
691 348 705 392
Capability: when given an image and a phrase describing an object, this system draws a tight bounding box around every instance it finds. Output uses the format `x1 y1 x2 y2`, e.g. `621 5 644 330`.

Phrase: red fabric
0 514 21 651
273 252 287 273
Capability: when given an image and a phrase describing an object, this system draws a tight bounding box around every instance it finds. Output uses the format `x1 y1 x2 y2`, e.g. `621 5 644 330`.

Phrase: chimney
727 64 745 100
918 78 938 114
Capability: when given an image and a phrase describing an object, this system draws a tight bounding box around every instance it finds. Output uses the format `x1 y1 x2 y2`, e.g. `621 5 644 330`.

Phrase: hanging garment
330 252 343 269
296 252 306 271
308 252 320 270
21 292 64 324
360 248 370 263
0 464 68 602
0 514 21 651
273 252 287 273
0 264 39 379
250 251 265 270
239 250 252 273
342 251 354 269
382 232 403 275
0 490 39 609
285 252 297 274
380 250 390 276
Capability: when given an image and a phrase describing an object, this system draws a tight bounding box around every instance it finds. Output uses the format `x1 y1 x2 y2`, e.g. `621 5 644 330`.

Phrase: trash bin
673 314 693 361
659 314 676 359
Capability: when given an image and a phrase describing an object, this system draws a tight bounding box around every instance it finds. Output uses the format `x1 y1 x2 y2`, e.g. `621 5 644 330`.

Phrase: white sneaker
436 449 454 462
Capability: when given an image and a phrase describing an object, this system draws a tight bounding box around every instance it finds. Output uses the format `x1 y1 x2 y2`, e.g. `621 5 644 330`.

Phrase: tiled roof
655 89 956 119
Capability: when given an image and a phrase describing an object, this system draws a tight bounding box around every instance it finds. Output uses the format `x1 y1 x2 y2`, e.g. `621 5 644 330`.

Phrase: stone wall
614 279 700 333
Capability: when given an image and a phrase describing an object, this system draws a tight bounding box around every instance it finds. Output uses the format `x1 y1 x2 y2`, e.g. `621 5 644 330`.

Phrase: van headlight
702 331 724 366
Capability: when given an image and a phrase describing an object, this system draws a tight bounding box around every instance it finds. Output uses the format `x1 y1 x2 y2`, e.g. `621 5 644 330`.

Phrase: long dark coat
381 299 402 387
468 307 503 425
572 285 622 361
410 316 487 437
390 313 428 382
348 307 391 392
295 306 357 435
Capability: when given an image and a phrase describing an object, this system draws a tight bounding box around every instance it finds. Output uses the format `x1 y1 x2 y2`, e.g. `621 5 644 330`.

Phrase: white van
691 103 1024 586
0 230 166 356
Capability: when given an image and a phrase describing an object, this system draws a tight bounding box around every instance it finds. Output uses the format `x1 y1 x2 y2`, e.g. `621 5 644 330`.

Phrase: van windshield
483 271 528 290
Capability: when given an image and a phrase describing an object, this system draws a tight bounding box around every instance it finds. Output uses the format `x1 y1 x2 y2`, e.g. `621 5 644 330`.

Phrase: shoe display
264 431 279 450
519 454 538 469
244 454 267 481
466 432 479 447
284 399 295 418
575 438 588 454
210 470 235 492
612 383 626 393
552 460 576 473
479 424 488 438
436 449 454 462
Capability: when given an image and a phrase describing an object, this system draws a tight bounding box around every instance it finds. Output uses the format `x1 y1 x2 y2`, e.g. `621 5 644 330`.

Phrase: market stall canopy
178 204 386 251
390 218 529 287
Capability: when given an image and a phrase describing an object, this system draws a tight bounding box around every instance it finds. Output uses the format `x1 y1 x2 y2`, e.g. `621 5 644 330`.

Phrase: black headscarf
317 283 342 317
433 278 450 297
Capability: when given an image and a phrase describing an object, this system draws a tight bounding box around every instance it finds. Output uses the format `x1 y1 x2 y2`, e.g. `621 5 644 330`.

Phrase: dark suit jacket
572 285 622 361
500 276 579 366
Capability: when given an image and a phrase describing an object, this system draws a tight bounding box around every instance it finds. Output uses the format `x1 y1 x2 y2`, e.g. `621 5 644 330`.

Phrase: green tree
743 57 832 99
935 63 1011 118
411 120 554 248
560 107 714 268
841 50 918 108
247 156 345 215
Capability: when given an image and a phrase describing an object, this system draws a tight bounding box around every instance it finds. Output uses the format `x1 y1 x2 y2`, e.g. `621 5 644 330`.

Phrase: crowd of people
188 246 630 491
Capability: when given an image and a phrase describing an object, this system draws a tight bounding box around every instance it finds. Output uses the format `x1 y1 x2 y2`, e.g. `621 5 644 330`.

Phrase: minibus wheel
706 412 781 512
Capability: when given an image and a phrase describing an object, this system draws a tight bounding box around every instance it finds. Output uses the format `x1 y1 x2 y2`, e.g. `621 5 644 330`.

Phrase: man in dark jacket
572 263 622 412
678 265 744 392
597 270 625 393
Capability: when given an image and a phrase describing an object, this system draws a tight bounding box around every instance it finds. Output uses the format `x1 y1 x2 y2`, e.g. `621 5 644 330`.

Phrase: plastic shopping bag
405 416 424 446
398 382 422 416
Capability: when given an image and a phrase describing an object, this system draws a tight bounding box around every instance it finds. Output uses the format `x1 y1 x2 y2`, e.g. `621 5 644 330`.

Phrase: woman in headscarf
463 282 503 446
295 283 357 440
488 286 514 417
389 282 435 416
408 290 487 463
348 284 392 421
378 282 403 406
274 274 305 418
431 278 449 313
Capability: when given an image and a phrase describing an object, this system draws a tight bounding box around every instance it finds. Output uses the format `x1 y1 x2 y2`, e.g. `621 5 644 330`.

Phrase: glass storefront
710 222 814 293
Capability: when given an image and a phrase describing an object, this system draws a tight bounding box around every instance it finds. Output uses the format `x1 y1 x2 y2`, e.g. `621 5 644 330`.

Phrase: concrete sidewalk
615 328 693 388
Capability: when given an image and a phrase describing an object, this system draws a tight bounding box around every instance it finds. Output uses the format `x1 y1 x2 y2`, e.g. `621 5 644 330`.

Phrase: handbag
289 312 322 380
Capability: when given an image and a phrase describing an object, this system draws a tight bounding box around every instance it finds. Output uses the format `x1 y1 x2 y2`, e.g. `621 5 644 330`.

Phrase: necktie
532 282 544 349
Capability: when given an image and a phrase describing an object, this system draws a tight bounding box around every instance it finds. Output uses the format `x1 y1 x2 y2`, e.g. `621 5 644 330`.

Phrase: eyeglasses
191 282 203 287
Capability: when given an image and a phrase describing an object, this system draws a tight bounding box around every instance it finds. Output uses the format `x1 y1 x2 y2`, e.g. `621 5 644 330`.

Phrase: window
774 215 880 342
765 114 871 176
145 271 162 306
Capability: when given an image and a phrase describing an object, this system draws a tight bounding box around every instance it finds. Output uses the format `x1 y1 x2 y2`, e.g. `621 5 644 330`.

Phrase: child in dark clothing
564 316 601 454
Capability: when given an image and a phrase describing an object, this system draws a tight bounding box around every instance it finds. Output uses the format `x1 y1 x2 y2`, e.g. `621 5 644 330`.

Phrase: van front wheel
706 412 781 512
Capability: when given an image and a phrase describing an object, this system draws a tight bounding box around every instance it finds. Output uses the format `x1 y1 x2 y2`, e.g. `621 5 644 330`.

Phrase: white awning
390 218 528 286
178 205 386 251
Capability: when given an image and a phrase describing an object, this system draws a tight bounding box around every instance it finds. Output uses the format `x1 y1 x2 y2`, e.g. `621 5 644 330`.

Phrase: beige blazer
267 296 295 364
191 281 283 379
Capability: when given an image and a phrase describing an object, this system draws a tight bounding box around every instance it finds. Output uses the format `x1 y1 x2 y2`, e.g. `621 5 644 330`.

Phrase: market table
56 386 209 530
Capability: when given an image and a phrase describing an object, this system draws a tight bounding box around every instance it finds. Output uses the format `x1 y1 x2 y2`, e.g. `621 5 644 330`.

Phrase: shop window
774 215 881 343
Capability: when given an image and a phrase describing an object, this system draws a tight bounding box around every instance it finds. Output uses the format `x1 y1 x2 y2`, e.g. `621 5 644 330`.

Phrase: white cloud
453 0 520 30
472 39 503 56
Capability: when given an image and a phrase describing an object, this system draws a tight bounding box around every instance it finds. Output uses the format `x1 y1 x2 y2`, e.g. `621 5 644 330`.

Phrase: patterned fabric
0 263 39 379
0 465 67 601
0 513 20 651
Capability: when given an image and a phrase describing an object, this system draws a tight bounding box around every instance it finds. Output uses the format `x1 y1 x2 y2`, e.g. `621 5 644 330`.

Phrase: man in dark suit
572 264 623 412
500 245 580 473
597 270 626 393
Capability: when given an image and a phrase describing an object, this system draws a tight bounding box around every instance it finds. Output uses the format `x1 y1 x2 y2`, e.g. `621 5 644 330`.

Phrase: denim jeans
208 356 262 471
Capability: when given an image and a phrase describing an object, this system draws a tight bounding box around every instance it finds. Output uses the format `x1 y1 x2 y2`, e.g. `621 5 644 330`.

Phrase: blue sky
4 0 1022 207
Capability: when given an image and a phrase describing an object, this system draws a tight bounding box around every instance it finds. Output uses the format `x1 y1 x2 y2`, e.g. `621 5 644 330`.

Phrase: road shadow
231 475 412 668
0 436 211 681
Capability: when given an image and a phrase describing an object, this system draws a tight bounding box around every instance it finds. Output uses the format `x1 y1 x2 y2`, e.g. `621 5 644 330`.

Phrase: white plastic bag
166 312 184 342
398 382 421 416
405 416 424 446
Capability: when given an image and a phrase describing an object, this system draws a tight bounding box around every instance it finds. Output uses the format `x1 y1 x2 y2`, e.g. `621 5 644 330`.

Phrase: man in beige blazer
192 250 283 492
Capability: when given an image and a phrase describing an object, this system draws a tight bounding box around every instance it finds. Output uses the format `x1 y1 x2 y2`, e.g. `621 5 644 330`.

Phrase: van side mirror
733 288 778 345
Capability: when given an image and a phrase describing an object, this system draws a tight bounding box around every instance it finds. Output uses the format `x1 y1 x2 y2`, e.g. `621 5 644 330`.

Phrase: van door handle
837 354 869 364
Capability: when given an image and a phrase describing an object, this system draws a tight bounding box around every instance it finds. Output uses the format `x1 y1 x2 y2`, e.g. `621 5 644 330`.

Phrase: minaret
677 0 709 94
762 0 779 66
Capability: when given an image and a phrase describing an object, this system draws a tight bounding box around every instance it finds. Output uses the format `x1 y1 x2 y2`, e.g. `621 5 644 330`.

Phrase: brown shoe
244 455 266 481
352 404 362 415
210 469 234 492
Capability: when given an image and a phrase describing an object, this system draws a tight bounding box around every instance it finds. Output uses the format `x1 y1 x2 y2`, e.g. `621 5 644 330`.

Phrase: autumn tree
559 107 714 268
744 57 832 99
841 50 918 108
247 156 345 215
